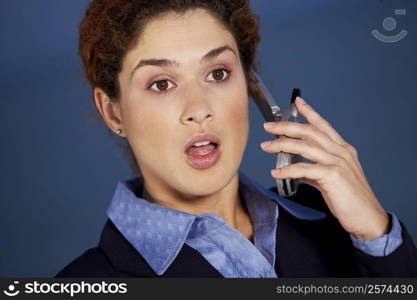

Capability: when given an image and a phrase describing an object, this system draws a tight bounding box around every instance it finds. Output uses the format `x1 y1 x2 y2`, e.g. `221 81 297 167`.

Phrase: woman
56 0 417 277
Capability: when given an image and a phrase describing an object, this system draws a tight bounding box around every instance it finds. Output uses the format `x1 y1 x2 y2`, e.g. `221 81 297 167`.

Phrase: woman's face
115 8 249 198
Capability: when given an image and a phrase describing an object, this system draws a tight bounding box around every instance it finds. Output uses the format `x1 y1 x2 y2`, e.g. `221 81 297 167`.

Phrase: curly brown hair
79 0 261 175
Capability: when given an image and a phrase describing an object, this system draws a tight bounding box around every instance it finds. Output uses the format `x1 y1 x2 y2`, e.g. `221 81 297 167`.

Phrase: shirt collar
107 178 196 275
107 171 326 275
238 172 326 221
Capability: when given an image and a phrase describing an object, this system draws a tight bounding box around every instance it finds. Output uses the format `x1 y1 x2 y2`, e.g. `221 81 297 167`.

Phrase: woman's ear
93 87 125 137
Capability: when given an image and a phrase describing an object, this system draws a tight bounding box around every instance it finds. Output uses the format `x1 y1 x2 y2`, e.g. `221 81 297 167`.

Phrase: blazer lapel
98 220 223 277
274 207 332 277
273 189 358 277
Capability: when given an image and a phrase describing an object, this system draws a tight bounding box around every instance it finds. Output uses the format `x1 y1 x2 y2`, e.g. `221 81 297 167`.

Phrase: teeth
193 141 211 147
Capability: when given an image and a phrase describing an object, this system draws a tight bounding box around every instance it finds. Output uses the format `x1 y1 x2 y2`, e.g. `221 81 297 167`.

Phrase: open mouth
184 136 221 169
185 141 218 156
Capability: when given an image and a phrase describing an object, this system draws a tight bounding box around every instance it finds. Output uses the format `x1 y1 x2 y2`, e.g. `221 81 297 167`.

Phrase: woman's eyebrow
129 44 236 80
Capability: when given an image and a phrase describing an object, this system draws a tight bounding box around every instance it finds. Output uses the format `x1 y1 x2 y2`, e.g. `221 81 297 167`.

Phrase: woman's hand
260 97 390 240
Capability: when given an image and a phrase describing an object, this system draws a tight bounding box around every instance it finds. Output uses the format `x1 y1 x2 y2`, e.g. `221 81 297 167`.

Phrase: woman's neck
142 173 254 240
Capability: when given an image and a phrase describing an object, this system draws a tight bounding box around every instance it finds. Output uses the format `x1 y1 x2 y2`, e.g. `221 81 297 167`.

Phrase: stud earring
115 129 121 135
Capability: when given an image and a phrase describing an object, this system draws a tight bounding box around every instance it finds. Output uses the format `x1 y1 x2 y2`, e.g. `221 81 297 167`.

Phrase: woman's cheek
225 98 249 147
230 87 249 126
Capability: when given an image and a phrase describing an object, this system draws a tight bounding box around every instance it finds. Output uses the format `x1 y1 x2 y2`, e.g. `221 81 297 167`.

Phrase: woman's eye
207 68 230 82
148 80 175 93
147 69 230 94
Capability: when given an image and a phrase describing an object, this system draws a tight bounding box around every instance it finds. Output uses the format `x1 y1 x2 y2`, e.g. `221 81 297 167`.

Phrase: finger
298 177 322 191
263 106 368 187
263 121 348 159
261 136 340 165
271 162 328 182
295 97 347 146
263 121 364 180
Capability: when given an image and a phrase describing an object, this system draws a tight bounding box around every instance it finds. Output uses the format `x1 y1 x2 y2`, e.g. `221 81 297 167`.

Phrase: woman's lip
184 132 220 152
185 145 221 169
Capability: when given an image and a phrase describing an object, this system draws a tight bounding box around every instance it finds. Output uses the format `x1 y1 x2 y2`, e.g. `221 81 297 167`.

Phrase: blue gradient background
0 0 416 276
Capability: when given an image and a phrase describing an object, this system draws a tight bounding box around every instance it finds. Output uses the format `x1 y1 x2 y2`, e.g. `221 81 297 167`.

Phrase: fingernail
296 97 306 104
271 168 281 175
264 122 275 129
260 141 272 148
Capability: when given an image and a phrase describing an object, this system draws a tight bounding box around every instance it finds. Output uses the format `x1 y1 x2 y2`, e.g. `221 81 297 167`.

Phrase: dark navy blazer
56 184 417 277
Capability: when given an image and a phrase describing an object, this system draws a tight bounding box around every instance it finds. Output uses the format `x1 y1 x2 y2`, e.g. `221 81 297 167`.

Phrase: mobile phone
249 70 301 197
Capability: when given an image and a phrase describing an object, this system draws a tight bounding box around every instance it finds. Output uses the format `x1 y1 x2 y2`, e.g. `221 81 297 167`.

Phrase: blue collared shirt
107 171 403 278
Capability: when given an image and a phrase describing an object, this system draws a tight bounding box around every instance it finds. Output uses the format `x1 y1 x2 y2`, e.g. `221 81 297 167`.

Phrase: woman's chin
175 165 236 196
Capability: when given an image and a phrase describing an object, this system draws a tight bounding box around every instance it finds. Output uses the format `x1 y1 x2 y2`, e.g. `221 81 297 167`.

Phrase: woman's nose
180 85 215 125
